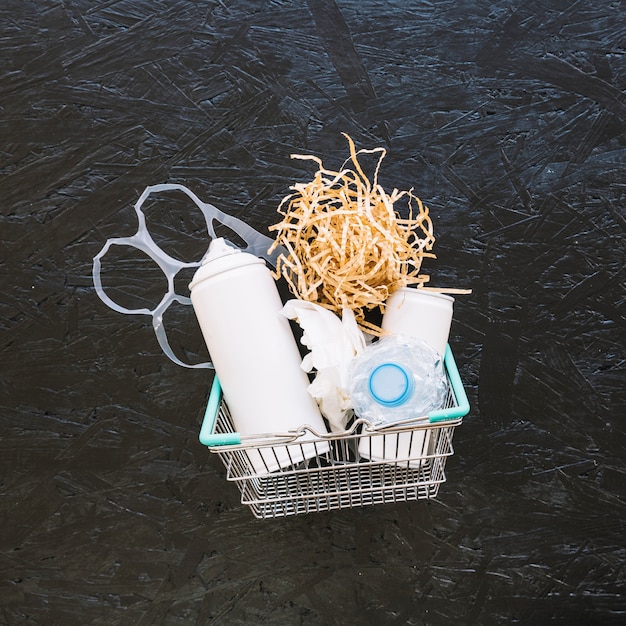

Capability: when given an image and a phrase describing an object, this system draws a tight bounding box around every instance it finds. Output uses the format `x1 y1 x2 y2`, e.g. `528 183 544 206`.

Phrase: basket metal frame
199 345 469 518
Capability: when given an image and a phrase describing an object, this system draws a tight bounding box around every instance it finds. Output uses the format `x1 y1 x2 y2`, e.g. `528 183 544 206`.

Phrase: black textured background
1 1 625 624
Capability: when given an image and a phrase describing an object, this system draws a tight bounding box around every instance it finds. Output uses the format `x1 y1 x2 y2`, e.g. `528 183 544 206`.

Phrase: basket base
236 456 448 519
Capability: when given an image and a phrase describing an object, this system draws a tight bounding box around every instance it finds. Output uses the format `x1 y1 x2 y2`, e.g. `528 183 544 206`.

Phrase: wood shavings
268 134 436 334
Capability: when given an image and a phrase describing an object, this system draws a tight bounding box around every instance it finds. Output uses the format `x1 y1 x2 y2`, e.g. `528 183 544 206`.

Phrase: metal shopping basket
199 345 470 518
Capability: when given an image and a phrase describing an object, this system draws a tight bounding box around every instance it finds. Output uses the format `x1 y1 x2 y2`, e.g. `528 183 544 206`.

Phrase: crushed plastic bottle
349 334 447 426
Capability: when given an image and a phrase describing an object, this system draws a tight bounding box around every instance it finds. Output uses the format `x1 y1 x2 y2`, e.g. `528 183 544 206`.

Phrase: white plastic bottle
189 238 329 474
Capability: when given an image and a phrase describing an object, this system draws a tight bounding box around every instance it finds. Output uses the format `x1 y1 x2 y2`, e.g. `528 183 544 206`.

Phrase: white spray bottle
189 238 329 474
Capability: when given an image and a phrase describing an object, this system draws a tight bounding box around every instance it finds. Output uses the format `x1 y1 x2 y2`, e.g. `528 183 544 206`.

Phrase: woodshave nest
268 134 436 334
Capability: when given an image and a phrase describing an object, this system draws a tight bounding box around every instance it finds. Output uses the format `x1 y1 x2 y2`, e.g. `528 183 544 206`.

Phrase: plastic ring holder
93 183 281 369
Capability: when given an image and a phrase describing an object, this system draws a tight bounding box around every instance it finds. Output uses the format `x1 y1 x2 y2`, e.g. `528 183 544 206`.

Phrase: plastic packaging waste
189 238 330 474
281 300 366 433
92 183 284 369
349 335 447 466
381 288 454 357
350 335 447 425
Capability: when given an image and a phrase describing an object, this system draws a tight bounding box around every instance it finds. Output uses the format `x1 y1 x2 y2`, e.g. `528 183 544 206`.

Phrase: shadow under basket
199 345 470 519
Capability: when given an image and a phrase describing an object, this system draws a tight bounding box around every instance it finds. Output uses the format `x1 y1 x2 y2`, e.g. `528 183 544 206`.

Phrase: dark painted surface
1 1 625 624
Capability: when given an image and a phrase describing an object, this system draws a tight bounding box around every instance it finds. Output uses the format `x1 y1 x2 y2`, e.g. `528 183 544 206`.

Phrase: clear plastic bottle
189 238 329 473
350 335 447 425
349 335 447 465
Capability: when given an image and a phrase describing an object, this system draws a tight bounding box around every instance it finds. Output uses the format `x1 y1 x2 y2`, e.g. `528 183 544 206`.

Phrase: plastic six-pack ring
93 183 279 369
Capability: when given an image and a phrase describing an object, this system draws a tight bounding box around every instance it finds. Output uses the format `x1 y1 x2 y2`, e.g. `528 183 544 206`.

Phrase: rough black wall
1 1 624 624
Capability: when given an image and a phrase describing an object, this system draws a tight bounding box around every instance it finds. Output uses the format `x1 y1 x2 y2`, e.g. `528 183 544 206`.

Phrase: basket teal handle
199 344 470 446
428 345 470 423
199 377 241 446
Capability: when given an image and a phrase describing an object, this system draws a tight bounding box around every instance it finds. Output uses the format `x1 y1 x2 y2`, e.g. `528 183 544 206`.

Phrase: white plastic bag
281 300 366 432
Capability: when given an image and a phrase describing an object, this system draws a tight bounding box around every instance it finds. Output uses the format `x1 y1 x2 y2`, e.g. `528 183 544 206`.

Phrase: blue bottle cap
368 362 414 408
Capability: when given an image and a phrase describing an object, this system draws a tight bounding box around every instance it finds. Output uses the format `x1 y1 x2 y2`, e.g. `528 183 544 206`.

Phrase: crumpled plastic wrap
281 300 366 432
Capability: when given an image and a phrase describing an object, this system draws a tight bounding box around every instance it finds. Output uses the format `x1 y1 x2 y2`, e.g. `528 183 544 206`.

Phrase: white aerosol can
189 238 329 474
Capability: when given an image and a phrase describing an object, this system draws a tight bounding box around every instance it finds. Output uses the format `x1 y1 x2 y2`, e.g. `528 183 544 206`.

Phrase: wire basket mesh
201 345 469 519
